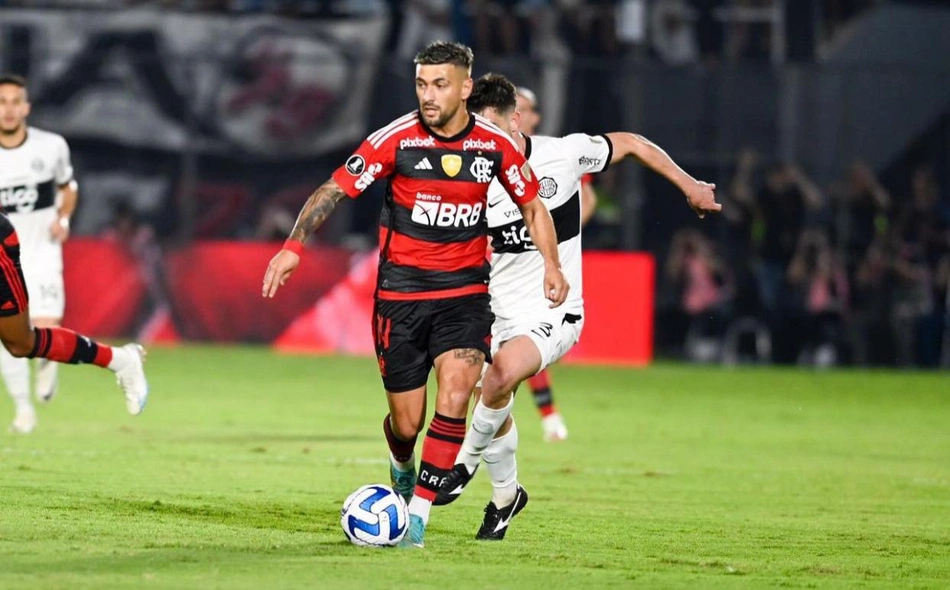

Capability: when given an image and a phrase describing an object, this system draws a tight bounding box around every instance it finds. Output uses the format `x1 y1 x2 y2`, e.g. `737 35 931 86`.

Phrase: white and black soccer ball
340 484 408 547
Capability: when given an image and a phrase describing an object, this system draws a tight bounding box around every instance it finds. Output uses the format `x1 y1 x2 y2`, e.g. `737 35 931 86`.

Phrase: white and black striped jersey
486 133 612 320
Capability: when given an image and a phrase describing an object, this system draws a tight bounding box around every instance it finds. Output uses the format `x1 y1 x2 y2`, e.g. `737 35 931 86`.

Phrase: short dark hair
467 73 517 115
414 41 474 71
0 74 27 89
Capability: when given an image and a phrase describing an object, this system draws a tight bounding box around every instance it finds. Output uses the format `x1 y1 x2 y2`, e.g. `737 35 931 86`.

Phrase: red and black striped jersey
332 111 539 301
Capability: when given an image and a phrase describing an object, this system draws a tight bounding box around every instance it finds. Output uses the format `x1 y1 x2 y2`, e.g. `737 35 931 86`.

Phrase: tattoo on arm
288 180 346 244
454 348 485 367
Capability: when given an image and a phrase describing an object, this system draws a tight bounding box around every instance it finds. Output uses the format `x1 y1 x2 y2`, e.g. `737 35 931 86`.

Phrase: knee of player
482 361 522 401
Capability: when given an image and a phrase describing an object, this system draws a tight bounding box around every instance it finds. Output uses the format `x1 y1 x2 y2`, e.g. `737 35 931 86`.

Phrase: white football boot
114 344 149 415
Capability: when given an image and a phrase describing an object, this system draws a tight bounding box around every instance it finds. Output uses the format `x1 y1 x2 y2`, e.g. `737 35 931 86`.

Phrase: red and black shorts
0 214 28 318
373 293 494 393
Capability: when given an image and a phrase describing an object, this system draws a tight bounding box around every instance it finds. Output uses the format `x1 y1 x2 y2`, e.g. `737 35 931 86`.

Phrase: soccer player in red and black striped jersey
261 41 568 547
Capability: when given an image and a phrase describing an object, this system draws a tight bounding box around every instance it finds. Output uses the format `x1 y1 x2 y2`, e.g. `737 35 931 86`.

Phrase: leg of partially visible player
527 369 568 441
1 342 33 433
0 311 149 415
0 222 149 416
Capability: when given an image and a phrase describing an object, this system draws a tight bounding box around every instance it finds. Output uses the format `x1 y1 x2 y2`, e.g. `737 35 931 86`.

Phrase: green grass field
1 346 948 589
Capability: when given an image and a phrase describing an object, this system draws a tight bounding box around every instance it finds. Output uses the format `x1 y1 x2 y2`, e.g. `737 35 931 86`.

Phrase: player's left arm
604 132 721 219
51 136 77 242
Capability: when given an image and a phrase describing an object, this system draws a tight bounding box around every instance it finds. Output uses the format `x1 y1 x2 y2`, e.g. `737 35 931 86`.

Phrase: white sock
0 346 31 411
390 452 415 473
35 358 58 398
107 345 129 372
408 495 432 524
457 397 514 473
484 419 519 508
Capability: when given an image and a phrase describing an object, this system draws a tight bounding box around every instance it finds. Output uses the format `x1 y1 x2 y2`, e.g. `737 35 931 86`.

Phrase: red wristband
282 240 304 256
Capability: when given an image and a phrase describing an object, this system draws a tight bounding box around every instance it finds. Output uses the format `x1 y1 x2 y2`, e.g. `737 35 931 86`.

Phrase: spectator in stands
890 238 934 367
894 164 950 366
849 238 892 366
754 162 823 316
787 230 848 367
666 229 734 360
721 147 759 313
831 160 891 271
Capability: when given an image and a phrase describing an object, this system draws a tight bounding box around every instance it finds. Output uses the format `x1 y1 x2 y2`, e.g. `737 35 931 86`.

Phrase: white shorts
21 244 64 319
491 308 584 374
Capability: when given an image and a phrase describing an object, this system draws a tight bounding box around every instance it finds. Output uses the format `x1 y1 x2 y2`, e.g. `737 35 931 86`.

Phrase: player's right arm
262 127 396 298
604 132 721 219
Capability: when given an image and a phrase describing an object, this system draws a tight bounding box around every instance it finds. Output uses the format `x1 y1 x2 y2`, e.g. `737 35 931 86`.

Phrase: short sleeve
331 135 396 198
54 136 74 186
496 139 540 206
563 133 613 177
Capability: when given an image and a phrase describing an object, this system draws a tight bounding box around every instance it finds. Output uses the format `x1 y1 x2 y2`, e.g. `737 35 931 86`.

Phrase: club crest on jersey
345 155 366 176
441 154 462 178
470 157 494 183
539 177 558 199
31 159 45 173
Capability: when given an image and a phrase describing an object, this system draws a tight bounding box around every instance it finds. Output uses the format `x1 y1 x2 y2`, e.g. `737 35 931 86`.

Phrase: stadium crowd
658 154 949 368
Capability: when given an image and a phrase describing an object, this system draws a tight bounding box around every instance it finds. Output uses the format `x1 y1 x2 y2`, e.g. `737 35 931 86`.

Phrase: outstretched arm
605 132 721 218
262 179 346 298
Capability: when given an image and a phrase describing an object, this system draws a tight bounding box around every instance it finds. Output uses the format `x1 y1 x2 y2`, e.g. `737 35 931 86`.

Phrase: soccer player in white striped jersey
435 73 721 540
0 74 78 432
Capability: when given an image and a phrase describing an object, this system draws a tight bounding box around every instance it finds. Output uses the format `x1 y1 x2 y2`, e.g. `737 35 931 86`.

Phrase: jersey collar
523 134 533 159
416 110 476 144
0 128 28 150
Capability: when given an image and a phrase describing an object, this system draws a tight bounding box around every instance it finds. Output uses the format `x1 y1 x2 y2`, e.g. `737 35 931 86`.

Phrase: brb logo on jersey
411 193 483 228
355 163 383 191
505 164 527 198
470 157 494 183
0 185 40 213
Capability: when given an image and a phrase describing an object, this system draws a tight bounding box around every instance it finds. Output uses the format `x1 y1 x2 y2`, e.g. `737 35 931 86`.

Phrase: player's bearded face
415 64 471 129
0 85 29 134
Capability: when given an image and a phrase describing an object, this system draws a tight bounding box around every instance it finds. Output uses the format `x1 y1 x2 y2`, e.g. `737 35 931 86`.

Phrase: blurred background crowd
0 0 946 367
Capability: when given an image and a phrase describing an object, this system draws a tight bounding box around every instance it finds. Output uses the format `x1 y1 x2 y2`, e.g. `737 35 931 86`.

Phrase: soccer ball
340 484 408 547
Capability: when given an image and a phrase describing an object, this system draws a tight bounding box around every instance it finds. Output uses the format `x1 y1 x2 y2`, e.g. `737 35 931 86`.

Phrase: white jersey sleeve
53 135 74 186
560 133 613 177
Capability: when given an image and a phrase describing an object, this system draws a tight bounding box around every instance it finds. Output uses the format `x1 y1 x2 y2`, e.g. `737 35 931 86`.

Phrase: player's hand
49 217 70 243
262 249 300 299
544 265 569 308
685 181 721 219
